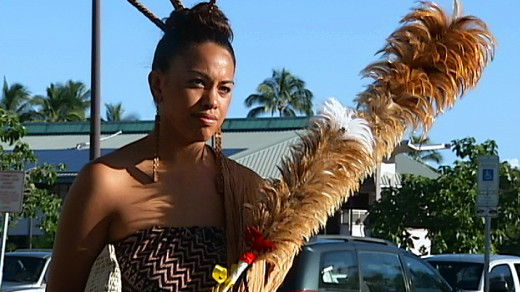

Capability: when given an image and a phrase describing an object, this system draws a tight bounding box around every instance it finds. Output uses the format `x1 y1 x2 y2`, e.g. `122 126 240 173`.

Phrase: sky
0 0 518 168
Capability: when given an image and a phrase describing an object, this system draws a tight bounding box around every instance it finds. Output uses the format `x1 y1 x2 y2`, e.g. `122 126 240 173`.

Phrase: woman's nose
202 87 219 109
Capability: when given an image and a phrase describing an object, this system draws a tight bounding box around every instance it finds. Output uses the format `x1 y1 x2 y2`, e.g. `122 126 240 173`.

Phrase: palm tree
32 81 90 122
406 135 443 164
1 77 34 121
105 102 139 121
245 68 314 117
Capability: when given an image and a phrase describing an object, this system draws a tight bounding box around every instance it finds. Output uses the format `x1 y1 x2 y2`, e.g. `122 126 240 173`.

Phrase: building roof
21 117 309 136
27 148 246 176
395 154 439 179
0 118 307 180
2 117 439 182
235 136 301 178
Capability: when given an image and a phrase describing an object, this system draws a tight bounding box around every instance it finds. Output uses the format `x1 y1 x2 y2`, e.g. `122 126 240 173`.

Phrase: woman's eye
189 79 205 87
219 86 232 94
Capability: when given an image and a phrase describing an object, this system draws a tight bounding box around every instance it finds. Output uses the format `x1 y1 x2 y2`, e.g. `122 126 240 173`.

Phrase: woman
46 2 260 291
47 0 495 291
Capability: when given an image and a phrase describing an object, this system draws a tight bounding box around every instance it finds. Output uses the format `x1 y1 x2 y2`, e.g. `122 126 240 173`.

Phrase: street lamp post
90 0 101 160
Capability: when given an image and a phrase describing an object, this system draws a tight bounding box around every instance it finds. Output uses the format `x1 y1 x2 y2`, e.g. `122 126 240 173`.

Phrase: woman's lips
195 113 218 125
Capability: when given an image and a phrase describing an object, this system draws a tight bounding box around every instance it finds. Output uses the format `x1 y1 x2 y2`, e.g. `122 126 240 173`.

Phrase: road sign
476 206 498 217
0 171 25 213
477 194 498 208
477 156 499 292
478 155 499 193
477 155 499 217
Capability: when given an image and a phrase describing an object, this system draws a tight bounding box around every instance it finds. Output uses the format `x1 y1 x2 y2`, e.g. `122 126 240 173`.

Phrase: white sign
477 155 499 217
476 206 498 217
478 155 499 193
0 171 25 213
477 194 499 208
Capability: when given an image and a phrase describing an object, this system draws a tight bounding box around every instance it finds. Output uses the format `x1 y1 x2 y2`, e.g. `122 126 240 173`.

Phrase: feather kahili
243 1 496 291
318 98 374 154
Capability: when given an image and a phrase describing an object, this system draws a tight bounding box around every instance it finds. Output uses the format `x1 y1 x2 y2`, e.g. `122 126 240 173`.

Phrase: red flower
239 251 257 264
244 226 275 253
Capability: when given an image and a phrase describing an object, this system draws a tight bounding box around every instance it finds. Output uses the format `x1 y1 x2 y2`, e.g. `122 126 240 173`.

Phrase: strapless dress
113 226 226 292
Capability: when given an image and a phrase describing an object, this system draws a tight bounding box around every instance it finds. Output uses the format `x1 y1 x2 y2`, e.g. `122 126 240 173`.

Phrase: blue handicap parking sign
483 169 494 181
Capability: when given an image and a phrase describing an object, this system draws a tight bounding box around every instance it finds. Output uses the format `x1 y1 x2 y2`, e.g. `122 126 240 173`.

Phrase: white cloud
506 158 519 169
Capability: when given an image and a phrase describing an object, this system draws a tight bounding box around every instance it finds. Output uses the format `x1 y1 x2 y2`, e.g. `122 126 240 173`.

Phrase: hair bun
164 2 233 42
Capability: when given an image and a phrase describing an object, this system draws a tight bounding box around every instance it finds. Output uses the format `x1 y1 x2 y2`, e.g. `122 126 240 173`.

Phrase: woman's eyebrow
188 69 234 84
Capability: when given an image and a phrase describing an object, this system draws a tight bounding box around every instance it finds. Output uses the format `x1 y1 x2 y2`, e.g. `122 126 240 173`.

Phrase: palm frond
245 68 315 118
280 107 296 117
32 81 91 122
244 94 271 108
1 78 31 114
246 106 268 118
105 102 124 121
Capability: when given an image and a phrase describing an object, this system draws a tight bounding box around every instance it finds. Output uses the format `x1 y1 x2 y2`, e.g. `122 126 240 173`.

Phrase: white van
425 254 520 292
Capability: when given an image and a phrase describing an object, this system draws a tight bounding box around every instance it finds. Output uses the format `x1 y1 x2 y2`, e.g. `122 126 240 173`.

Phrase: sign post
477 155 499 292
0 171 26 289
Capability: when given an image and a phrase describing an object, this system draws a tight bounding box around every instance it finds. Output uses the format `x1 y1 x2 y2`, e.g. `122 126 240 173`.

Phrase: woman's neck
147 130 212 168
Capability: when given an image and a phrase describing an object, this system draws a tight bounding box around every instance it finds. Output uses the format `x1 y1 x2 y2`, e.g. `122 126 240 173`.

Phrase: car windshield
3 255 46 283
427 260 483 290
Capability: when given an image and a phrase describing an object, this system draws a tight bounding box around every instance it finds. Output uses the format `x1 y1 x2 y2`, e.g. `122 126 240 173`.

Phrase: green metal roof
22 117 310 136
222 117 308 131
22 121 154 135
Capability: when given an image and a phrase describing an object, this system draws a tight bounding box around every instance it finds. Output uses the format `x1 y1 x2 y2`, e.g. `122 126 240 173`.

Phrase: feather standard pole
242 1 496 290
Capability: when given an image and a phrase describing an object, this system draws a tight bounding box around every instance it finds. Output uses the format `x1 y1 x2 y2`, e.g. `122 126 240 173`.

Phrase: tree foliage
32 80 90 122
105 102 139 121
0 108 63 236
2 78 92 122
368 138 520 255
245 68 314 117
1 77 35 122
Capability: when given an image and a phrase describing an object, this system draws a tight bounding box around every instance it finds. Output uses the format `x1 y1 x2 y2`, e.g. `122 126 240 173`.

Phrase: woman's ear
148 71 163 104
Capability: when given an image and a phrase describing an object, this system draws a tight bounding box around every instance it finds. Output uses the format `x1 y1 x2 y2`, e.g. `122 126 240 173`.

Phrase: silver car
279 235 453 292
1 251 51 292
425 254 520 292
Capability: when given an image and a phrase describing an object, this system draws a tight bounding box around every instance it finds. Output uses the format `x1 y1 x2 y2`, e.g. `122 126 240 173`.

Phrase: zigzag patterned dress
113 226 226 292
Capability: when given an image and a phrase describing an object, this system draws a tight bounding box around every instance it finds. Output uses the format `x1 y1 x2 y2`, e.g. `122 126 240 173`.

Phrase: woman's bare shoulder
46 153 136 291
75 160 123 193
67 142 148 205
81 138 151 187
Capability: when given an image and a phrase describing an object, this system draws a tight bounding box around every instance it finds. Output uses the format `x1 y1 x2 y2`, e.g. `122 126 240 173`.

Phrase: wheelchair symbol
483 169 494 181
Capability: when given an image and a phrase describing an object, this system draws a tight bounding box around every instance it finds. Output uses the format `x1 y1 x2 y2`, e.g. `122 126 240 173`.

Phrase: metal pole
0 212 10 289
90 0 101 160
484 216 491 292
28 217 33 250
349 208 353 236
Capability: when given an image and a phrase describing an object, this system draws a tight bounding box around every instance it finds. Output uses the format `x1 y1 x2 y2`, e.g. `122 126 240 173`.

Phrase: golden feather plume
245 1 496 290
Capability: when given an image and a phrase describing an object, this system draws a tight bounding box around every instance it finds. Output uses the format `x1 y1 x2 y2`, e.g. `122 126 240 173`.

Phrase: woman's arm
46 162 117 291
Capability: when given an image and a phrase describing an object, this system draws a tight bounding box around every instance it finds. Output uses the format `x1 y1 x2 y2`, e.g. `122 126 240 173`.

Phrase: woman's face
150 42 235 144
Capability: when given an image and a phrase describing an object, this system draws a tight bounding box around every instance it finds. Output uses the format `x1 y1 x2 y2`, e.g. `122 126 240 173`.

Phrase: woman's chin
193 128 218 143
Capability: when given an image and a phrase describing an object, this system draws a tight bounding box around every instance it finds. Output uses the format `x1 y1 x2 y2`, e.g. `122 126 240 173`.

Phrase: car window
514 264 520 286
490 264 515 292
44 265 49 283
3 255 46 283
358 251 406 292
403 256 451 292
319 250 360 291
427 260 483 290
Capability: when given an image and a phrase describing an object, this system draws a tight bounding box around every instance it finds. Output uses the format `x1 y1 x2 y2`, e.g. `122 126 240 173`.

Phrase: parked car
425 254 520 292
1 251 51 292
278 235 453 292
